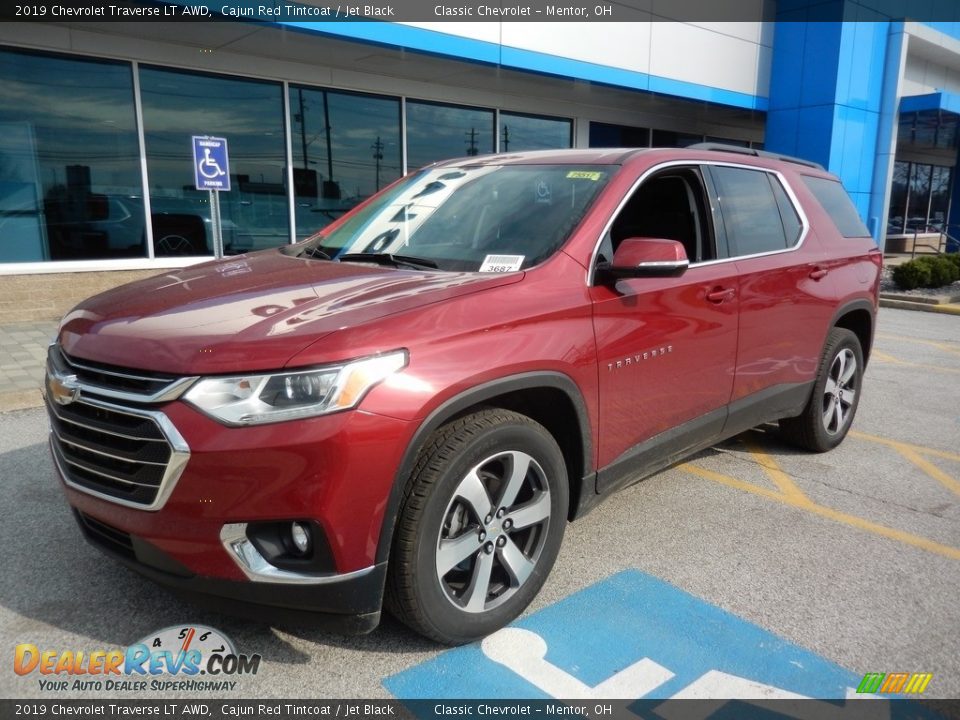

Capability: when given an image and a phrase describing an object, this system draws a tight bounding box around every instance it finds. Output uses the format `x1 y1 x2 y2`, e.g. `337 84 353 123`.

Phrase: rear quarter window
801 176 871 238
709 165 800 256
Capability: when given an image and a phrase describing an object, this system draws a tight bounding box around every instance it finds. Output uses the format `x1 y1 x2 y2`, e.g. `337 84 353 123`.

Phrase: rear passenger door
704 164 837 434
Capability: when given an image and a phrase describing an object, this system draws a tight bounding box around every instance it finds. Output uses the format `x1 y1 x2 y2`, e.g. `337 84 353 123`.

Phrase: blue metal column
765 3 891 241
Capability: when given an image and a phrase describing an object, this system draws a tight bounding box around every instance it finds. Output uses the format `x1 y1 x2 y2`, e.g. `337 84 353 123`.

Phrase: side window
607 168 714 263
801 175 871 238
710 166 801 257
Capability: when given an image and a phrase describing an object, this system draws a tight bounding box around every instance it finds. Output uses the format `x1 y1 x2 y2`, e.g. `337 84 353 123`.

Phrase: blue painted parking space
385 569 865 701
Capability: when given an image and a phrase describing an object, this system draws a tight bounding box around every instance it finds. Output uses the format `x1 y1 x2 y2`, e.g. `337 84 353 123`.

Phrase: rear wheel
780 327 864 452
386 409 568 644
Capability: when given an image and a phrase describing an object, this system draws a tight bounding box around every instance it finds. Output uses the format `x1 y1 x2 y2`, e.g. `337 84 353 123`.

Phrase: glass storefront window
887 161 909 234
898 110 959 151
290 87 401 241
930 165 952 231
405 101 494 170
0 49 143 262
887 160 953 235
589 122 650 147
499 112 572 152
652 129 704 148
905 163 932 232
139 67 287 256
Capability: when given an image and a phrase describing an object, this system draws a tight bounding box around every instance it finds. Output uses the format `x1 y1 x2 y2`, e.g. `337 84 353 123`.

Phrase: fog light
290 522 311 555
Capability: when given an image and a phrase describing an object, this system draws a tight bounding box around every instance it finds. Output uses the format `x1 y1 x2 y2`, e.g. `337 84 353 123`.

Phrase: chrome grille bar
45 391 190 511
49 344 198 404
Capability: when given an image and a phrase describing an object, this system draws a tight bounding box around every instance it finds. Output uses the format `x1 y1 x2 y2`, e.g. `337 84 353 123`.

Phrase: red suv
46 146 880 644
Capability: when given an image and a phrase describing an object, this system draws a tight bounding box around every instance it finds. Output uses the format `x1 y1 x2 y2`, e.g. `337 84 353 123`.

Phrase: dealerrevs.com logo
14 625 260 693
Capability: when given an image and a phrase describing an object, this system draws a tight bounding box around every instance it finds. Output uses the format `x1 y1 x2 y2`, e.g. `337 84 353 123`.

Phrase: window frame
705 164 805 259
588 160 810 285
601 165 717 265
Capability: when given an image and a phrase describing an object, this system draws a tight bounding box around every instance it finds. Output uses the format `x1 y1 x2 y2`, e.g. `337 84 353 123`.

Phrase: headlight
183 350 407 425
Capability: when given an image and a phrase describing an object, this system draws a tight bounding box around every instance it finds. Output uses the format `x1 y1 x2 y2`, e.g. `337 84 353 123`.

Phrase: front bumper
74 509 386 632
53 395 414 632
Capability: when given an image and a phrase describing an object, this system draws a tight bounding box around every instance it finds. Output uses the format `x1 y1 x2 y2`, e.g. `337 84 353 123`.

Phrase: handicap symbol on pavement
192 136 230 191
385 570 940 718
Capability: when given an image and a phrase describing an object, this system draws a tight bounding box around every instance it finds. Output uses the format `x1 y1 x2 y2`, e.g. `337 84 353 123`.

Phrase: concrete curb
879 298 960 315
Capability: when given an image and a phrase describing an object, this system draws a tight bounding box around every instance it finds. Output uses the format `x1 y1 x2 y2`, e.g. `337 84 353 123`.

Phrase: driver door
590 166 739 491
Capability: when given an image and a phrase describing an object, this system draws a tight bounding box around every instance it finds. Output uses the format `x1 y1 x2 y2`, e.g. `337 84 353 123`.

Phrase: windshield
300 164 613 271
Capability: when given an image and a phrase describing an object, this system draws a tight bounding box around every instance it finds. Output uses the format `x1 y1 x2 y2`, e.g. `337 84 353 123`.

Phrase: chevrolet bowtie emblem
49 373 81 406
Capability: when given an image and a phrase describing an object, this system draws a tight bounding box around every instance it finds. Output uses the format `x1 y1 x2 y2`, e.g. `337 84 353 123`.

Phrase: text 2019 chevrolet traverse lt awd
46 145 879 644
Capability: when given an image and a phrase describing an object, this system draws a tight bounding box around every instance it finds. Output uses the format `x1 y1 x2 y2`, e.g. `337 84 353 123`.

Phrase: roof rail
687 142 825 171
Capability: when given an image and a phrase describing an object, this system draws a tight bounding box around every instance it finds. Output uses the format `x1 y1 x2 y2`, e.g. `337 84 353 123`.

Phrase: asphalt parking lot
1 306 957 701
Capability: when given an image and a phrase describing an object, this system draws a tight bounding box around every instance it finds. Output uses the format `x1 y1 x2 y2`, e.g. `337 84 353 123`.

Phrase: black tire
385 408 568 645
780 327 864 452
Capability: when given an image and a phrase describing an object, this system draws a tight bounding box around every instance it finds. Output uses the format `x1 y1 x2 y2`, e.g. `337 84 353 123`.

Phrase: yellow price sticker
566 171 602 181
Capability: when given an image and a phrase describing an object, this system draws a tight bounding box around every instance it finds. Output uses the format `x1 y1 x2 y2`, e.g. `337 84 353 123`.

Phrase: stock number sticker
479 255 525 273
566 171 602 181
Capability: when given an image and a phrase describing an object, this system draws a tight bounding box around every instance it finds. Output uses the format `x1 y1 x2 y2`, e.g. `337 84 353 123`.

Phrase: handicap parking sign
192 136 230 191
385 569 937 716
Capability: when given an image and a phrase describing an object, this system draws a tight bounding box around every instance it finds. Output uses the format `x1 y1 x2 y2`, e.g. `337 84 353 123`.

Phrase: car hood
59 250 522 374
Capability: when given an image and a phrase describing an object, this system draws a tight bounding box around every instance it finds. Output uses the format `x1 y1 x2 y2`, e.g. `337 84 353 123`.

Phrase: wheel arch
830 299 876 365
374 372 593 565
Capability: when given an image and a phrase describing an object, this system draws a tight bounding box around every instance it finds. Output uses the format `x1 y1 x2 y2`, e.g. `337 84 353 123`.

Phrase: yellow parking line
681 463 789 503
871 350 905 364
741 437 812 506
871 350 960 374
847 431 960 498
894 446 960 498
680 464 960 561
877 333 960 358
850 430 960 463
794 502 960 561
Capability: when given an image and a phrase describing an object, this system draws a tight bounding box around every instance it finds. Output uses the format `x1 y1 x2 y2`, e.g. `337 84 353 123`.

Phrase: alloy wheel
435 450 551 613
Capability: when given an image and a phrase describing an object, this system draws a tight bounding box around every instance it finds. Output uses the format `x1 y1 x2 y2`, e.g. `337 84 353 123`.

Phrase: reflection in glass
905 163 932 232
303 165 610 271
139 67 287 256
652 129 704 148
499 113 572 152
898 111 960 151
887 161 909 234
710 166 789 255
290 87 401 241
0 49 143 262
589 122 649 147
406 101 494 170
929 165 952 231
889 160 954 235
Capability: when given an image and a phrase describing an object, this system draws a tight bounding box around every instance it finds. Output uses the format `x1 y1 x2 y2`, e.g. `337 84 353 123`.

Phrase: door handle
809 266 829 280
706 287 735 303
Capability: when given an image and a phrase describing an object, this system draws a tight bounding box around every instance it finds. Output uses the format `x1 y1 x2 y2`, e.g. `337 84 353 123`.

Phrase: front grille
45 342 191 510
46 393 189 510
74 510 136 561
48 344 196 403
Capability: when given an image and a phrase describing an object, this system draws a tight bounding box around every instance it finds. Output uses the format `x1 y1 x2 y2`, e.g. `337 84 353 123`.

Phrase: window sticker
535 180 552 204
566 171 602 181
479 254 525 273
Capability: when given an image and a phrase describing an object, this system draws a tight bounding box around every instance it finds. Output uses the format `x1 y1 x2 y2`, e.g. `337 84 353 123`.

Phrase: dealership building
1 5 960 319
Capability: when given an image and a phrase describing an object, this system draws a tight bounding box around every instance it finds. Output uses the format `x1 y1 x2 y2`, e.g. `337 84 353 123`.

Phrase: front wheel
386 409 568 644
780 327 864 452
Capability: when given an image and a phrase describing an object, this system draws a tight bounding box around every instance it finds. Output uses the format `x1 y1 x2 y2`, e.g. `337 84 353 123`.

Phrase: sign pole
192 135 230 259
209 189 223 258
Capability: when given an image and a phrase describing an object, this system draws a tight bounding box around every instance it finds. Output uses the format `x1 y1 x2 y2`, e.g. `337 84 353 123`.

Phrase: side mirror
597 237 689 282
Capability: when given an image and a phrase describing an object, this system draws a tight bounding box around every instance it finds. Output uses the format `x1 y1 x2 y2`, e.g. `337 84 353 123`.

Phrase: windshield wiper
338 253 438 270
300 245 332 260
